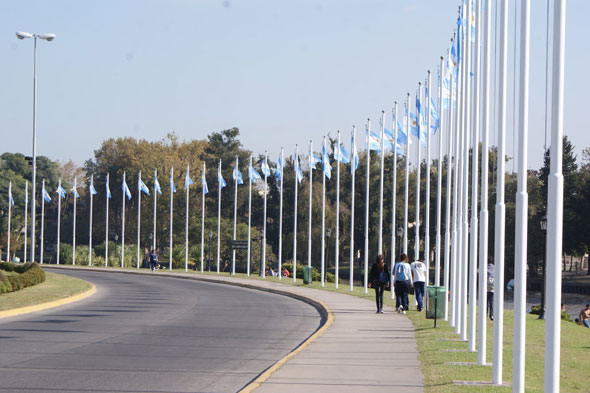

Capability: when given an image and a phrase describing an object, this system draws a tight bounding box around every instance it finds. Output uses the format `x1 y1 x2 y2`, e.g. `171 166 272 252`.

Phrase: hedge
0 262 46 293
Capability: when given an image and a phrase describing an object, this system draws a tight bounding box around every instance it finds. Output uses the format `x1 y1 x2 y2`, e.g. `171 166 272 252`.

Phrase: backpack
487 274 495 291
395 264 409 281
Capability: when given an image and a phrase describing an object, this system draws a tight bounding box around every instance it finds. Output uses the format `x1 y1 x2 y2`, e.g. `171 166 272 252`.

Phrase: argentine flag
122 178 132 200
201 166 208 194
310 154 322 170
154 174 162 195
72 184 80 199
106 178 112 199
322 144 331 180
185 170 193 190
232 165 244 185
335 145 350 164
218 165 227 189
57 184 67 199
249 162 262 182
8 184 14 206
170 172 176 193
350 132 359 174
294 155 304 184
139 178 150 195
89 178 98 195
275 155 282 182
42 183 52 203
261 158 271 177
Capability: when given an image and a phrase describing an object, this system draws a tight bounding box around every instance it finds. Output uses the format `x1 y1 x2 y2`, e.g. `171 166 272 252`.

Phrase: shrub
0 262 45 293
281 261 333 282
530 304 573 322
0 270 12 293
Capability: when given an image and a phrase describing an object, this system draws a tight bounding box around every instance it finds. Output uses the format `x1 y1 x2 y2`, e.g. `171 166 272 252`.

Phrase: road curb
0 282 97 319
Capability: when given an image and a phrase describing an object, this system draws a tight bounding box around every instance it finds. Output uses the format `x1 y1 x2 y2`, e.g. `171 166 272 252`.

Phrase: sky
1 0 588 171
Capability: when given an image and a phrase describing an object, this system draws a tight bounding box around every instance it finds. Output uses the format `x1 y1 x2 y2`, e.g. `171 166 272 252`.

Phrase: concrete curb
42 266 333 392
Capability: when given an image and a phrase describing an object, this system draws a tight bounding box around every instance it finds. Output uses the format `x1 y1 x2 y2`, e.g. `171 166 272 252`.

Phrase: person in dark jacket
368 254 390 313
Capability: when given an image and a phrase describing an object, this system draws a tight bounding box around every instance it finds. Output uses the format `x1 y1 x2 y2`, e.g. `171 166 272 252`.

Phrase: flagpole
278 147 284 280
513 0 530 389
443 65 454 321
262 152 268 278
308 141 313 270
40 179 45 264
217 159 222 275
425 73 432 286
121 172 126 268
200 164 205 273
450 45 461 328
478 0 491 364
404 95 411 255
378 110 385 255
335 131 340 289
169 168 173 271
492 0 508 383
137 171 141 269
105 174 109 267
321 137 326 287
350 127 356 292
232 157 238 276
247 157 252 276
24 181 28 263
72 177 77 265
293 146 299 282
415 83 422 263
153 169 157 251
364 119 370 294
56 178 62 265
7 182 12 262
435 60 444 287
185 165 190 273
89 175 94 266
545 0 566 390
391 104 399 299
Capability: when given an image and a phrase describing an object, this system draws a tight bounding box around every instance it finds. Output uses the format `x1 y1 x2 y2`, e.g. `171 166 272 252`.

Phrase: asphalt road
0 269 321 393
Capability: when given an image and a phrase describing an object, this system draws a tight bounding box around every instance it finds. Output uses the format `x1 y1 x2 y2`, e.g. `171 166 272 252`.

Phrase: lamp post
16 31 55 264
208 231 213 272
539 215 547 319
397 226 404 260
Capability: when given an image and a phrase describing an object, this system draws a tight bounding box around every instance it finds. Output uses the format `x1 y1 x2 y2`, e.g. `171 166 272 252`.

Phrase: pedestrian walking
368 254 390 313
149 249 158 272
410 259 427 311
393 254 413 314
487 257 495 320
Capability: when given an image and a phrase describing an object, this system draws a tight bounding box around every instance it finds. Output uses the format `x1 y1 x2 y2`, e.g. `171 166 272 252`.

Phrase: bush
0 270 12 293
529 304 573 322
0 262 45 293
281 261 335 282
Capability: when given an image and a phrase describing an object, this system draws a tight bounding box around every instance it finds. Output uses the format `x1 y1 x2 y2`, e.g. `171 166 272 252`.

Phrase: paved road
0 269 321 393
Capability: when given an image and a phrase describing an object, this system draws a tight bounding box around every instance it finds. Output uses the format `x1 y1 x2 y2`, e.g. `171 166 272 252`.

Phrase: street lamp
16 31 55 264
208 231 213 272
396 226 404 259
539 215 547 319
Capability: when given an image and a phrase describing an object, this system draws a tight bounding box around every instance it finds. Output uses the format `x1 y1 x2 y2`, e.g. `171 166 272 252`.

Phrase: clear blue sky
1 0 587 170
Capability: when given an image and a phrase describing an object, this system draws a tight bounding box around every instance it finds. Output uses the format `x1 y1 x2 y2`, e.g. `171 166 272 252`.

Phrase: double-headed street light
16 31 56 264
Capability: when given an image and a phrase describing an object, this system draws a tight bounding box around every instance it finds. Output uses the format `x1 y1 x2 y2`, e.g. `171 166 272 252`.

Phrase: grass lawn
0 271 92 312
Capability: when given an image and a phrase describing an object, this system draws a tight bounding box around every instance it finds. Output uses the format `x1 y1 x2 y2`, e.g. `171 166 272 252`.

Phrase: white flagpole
7 182 12 262
185 165 190 273
217 159 222 274
88 175 94 266
378 110 385 255
443 65 455 321
545 0 566 390
435 60 444 287
105 174 109 267
404 94 411 255
137 171 141 269
350 127 356 292
308 141 313 269
335 132 340 288
153 169 157 251
513 0 530 389
169 168 173 271
247 157 252 276
40 179 45 264
232 157 238 276
364 119 370 294
293 146 299 282
121 172 126 268
56 178 62 265
321 137 326 287
425 72 432 284
478 0 492 364
262 152 268 277
415 83 422 263
391 104 399 299
24 181 28 263
201 164 205 273
468 0 482 353
278 147 284 280
492 0 509 384
72 177 77 266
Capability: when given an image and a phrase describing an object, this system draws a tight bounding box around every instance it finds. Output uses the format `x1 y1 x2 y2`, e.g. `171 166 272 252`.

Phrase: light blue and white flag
350 132 359 173
170 171 176 193
368 130 381 151
185 169 193 190
8 185 14 206
154 174 162 195
89 178 98 195
106 177 112 199
261 157 271 177
335 145 350 164
322 144 331 180
139 177 150 195
122 177 132 200
57 184 67 199
233 165 244 185
294 155 304 184
275 155 283 182
410 113 427 146
42 183 52 203
249 162 262 182
218 165 227 189
72 183 80 199
310 154 322 170
201 166 208 194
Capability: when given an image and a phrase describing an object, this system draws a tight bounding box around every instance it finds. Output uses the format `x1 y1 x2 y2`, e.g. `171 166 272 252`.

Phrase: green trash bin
302 266 313 284
426 286 446 320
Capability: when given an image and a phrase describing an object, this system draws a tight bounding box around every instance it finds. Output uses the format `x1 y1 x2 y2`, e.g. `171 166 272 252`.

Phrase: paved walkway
45 266 424 393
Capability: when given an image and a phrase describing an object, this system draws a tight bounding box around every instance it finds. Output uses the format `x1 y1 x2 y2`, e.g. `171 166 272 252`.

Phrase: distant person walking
410 259 427 312
368 255 390 314
487 257 495 321
149 249 158 272
579 304 590 328
393 254 412 314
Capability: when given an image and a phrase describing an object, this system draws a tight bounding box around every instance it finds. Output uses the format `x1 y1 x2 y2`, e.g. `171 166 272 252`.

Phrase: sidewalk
45 266 424 393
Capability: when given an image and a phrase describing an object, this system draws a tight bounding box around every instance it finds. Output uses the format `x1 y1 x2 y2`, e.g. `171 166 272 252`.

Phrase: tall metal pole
153 169 157 251
415 83 422 263
545 0 566 391
232 156 238 276
321 137 327 287
136 171 142 269
308 141 313 269
7 182 12 262
278 148 284 280
444 66 455 321
378 111 385 255
451 43 462 328
169 168 173 271
121 172 126 268
201 164 205 273
262 152 268 277
293 146 299 282
40 179 45 264
335 132 341 288
247 157 252 276
185 165 190 273
435 59 445 287
56 178 62 264
24 181 28 263
364 119 371 294
350 127 356 291
404 94 411 255
30 36 38 264
89 175 94 265
72 177 77 266
105 174 109 267
425 72 432 284
391 103 399 299
217 159 222 274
